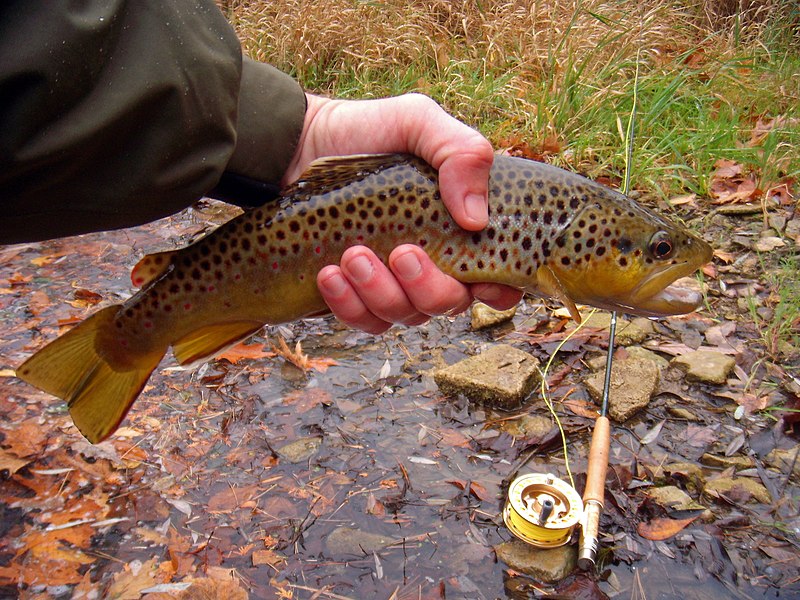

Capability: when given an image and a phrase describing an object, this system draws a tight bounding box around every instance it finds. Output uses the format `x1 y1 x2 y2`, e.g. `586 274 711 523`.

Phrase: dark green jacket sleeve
0 1 306 244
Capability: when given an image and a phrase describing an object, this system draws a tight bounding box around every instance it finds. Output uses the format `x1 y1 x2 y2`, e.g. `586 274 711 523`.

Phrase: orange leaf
637 515 699 541
217 341 275 364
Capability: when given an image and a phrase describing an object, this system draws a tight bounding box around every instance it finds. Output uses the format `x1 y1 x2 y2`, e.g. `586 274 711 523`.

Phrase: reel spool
503 473 583 548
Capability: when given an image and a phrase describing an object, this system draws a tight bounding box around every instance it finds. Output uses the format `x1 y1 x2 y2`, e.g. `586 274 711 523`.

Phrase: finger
388 245 474 316
397 94 494 231
471 283 524 311
338 246 430 326
317 265 392 334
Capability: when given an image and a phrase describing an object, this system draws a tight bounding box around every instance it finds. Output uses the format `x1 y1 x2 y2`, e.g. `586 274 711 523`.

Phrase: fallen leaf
0 449 30 474
753 236 786 252
106 558 168 600
217 341 275 364
637 515 699 540
272 337 337 372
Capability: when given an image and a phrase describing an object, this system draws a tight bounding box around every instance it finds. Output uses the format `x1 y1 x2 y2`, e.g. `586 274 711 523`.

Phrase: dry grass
222 0 792 84
218 0 799 194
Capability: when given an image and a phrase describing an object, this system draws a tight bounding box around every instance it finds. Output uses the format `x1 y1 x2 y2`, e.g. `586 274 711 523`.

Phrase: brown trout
18 153 712 443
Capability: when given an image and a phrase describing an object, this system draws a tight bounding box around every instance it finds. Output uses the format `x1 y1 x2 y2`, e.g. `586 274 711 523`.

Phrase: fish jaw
550 238 712 318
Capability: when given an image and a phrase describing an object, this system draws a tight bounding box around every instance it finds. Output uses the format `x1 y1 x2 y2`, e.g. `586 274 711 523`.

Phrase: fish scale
17 153 712 443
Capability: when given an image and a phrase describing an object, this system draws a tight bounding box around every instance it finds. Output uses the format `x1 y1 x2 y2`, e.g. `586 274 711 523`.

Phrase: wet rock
671 350 735 385
501 414 553 439
667 407 701 421
663 462 704 482
471 302 517 330
701 453 754 470
276 436 322 463
584 356 660 422
617 318 655 345
433 344 540 408
494 539 576 583
325 527 397 557
704 476 772 504
766 447 800 479
646 486 706 512
625 345 670 372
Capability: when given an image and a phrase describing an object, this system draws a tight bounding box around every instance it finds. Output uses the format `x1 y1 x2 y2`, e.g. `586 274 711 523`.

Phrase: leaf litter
0 158 798 599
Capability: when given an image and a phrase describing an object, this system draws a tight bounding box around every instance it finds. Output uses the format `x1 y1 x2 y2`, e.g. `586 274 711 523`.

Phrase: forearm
0 1 306 243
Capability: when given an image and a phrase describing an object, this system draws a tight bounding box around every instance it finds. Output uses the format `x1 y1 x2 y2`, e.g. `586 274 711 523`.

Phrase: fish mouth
618 262 705 317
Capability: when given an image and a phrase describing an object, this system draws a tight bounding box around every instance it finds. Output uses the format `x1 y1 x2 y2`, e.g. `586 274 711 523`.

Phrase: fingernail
393 250 422 281
464 193 488 225
347 255 374 283
320 272 347 297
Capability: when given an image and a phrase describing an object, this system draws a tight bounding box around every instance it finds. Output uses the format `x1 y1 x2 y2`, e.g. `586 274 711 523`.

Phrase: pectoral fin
535 266 582 323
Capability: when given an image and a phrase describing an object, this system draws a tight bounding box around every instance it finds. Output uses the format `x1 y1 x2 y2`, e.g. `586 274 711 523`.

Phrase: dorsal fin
131 250 177 288
283 154 418 196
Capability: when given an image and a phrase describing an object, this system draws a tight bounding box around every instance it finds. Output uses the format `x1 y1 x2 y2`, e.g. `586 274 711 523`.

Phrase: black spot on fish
522 237 532 251
241 239 251 252
191 268 201 280
524 194 533 206
619 257 628 267
596 247 606 256
244 222 254 234
570 197 580 209
500 249 508 262
561 256 570 265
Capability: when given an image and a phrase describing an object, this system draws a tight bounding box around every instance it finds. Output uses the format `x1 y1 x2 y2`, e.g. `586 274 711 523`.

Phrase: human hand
284 93 522 333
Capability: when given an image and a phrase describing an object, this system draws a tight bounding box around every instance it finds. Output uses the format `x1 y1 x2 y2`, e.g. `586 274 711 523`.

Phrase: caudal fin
16 305 165 443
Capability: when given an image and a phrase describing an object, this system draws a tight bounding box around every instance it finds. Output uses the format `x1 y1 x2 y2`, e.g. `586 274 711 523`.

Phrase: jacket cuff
224 57 307 186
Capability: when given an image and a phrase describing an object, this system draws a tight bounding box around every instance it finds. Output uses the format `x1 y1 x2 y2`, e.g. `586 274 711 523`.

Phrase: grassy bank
223 0 799 200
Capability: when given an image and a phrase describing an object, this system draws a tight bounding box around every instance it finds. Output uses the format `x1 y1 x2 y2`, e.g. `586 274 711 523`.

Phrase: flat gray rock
584 356 660 422
671 350 735 385
494 539 576 582
434 344 540 408
325 527 397 557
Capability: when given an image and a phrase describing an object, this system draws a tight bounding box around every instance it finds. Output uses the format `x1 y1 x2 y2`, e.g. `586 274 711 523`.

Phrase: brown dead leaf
208 484 259 512
2 418 51 457
272 337 337 372
217 341 275 364
251 548 286 569
67 287 104 309
282 388 332 414
709 159 760 204
713 249 736 264
637 515 699 541
27 289 51 316
563 398 600 419
107 558 169 600
0 449 30 474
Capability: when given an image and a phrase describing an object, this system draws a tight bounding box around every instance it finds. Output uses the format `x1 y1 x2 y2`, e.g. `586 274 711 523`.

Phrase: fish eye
649 231 674 259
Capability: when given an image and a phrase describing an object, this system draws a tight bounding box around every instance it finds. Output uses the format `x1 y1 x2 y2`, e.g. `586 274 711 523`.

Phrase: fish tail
16 305 166 444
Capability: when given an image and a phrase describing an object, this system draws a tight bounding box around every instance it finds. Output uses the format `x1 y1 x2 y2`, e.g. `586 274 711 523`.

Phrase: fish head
545 193 713 318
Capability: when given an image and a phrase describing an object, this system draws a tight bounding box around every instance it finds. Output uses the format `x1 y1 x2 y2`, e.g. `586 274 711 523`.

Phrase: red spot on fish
120 339 128 347
144 321 153 329
234 273 242 280
207 285 215 292
356 235 364 242
272 261 279 270
184 303 192 311
315 246 321 254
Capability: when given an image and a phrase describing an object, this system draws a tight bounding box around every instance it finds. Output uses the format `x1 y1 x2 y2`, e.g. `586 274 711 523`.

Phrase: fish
17 153 712 443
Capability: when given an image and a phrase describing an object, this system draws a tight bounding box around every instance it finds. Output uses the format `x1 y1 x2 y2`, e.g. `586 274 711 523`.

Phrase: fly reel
503 473 584 548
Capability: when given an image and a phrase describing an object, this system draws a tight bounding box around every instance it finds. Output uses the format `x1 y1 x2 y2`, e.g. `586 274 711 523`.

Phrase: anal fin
131 250 177 288
173 321 265 366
